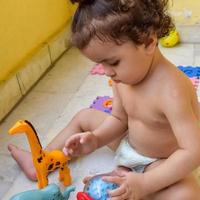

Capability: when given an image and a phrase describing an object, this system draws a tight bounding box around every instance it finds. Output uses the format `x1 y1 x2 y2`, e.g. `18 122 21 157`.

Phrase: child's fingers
63 135 82 156
102 175 123 185
62 147 69 156
108 186 125 197
80 131 92 144
62 147 74 156
65 134 81 148
83 176 92 184
108 189 128 200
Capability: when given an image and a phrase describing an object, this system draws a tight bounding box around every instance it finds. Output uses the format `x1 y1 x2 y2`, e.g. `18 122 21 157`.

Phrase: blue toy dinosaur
10 184 75 200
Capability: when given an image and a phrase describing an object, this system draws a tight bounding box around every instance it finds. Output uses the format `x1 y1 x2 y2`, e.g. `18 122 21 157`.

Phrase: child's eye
109 60 120 66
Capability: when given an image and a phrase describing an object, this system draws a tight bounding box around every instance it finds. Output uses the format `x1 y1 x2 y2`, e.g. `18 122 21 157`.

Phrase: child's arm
92 83 128 148
63 83 128 156
142 86 200 196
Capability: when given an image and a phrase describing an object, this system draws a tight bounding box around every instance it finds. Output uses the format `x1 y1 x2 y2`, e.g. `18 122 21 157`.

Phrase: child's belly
128 119 178 158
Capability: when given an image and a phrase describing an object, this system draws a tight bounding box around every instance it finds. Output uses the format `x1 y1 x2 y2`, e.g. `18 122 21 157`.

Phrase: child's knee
76 108 107 130
151 175 200 200
76 108 97 122
170 177 200 200
75 108 92 127
76 108 92 119
172 186 199 200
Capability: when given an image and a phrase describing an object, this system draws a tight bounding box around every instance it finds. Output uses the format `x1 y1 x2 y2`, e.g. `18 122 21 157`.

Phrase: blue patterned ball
84 174 119 200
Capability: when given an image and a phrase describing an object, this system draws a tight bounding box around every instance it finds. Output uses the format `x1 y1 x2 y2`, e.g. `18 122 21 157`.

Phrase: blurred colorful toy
178 66 200 90
10 183 75 200
108 79 113 87
77 192 93 200
9 120 72 189
90 96 112 114
77 174 119 200
178 66 200 78
90 64 105 75
190 77 199 89
160 28 180 47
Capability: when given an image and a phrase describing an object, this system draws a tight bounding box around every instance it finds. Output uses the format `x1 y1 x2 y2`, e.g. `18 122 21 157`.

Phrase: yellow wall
0 0 199 83
0 0 76 83
170 0 200 25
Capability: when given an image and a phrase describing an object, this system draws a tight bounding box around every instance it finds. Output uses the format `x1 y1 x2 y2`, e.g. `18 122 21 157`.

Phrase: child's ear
144 35 158 55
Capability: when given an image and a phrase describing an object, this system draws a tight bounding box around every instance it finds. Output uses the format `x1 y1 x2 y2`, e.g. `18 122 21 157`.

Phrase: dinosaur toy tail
9 120 42 149
63 185 76 200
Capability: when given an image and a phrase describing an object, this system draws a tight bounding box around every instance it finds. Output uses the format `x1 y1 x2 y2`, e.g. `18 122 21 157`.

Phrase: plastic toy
90 64 105 75
160 28 180 47
10 183 75 200
190 77 199 89
178 66 200 78
77 192 93 200
178 66 200 90
90 96 113 114
77 174 119 200
108 79 113 87
9 120 72 189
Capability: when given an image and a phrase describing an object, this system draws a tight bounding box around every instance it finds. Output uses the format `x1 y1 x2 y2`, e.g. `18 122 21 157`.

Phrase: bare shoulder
162 64 194 99
158 63 198 115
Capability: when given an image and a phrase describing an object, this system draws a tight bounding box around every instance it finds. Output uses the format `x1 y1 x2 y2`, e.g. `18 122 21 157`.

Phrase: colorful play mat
178 66 200 90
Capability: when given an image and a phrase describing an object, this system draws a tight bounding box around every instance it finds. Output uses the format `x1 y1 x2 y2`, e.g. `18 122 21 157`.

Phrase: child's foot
8 144 37 181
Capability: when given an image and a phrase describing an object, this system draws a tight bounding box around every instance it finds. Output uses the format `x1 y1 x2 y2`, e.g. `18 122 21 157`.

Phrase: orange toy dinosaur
9 120 72 189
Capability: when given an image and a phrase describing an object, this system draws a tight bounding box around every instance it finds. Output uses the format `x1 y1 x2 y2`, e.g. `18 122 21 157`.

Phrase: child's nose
103 65 115 77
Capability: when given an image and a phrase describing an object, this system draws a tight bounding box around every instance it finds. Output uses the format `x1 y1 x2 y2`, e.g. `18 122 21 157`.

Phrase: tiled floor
0 43 200 199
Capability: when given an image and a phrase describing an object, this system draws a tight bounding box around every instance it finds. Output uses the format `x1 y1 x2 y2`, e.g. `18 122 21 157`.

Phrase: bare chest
118 85 177 157
119 85 168 127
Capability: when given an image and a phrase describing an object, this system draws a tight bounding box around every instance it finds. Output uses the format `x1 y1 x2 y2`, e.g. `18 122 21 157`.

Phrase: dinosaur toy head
9 120 33 135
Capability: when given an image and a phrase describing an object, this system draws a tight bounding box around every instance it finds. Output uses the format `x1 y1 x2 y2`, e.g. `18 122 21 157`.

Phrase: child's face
82 38 156 85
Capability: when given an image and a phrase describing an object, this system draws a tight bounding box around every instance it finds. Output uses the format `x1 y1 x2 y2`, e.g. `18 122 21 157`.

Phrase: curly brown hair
70 0 174 49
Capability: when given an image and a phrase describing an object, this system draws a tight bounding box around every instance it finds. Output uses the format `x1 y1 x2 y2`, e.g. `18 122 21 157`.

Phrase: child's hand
103 170 145 200
62 131 98 157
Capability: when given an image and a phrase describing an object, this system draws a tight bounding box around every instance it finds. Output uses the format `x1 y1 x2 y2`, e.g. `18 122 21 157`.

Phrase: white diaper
115 137 158 173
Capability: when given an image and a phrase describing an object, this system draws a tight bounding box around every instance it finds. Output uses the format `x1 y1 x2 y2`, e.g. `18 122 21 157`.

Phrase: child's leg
144 161 200 200
8 108 111 181
145 174 200 200
8 144 37 180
